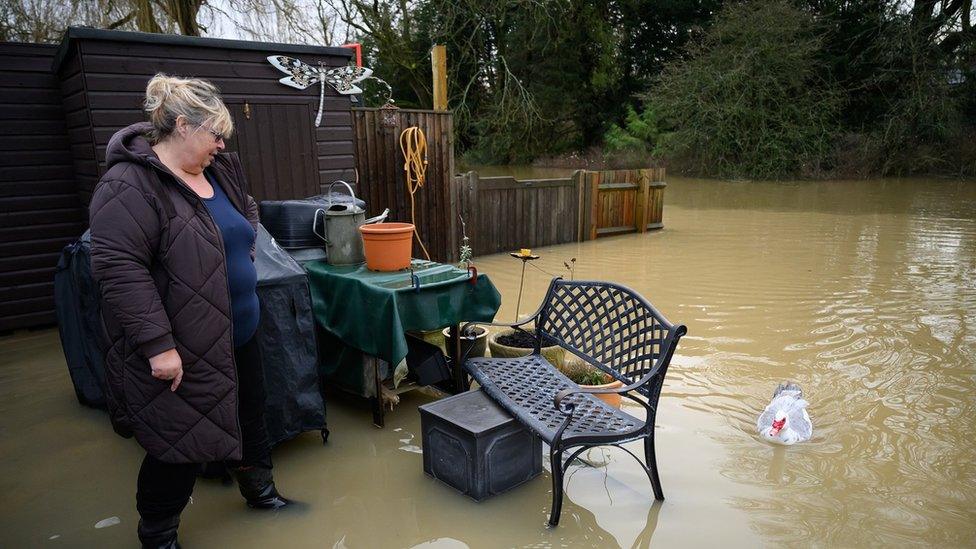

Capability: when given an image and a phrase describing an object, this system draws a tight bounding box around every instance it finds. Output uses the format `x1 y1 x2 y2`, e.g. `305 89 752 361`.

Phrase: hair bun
144 74 178 118
142 73 233 143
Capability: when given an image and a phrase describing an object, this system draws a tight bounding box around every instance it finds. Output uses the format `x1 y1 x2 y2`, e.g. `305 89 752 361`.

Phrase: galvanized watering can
312 181 388 265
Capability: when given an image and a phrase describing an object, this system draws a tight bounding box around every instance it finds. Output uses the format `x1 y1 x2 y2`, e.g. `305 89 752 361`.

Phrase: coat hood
105 122 156 170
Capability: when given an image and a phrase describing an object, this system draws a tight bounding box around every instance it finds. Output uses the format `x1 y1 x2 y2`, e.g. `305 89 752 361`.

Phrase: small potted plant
560 357 624 408
442 215 489 359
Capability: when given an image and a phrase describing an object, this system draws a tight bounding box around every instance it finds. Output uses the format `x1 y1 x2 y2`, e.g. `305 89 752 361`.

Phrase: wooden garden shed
52 27 359 208
1 28 363 332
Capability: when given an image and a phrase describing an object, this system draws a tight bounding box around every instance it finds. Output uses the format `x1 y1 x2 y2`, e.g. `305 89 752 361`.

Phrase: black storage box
405 333 452 386
260 192 365 249
419 389 542 501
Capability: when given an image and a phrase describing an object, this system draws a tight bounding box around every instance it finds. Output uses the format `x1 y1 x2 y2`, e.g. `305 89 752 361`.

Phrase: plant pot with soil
560 357 625 409
487 327 566 369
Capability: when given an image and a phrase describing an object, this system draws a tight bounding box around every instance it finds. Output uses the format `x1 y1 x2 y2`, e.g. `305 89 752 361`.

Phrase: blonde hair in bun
143 73 233 143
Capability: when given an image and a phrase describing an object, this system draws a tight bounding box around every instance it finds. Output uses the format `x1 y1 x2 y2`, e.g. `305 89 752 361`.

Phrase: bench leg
547 447 565 527
644 435 664 500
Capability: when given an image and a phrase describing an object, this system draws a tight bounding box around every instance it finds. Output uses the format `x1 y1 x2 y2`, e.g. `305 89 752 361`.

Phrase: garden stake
509 250 540 321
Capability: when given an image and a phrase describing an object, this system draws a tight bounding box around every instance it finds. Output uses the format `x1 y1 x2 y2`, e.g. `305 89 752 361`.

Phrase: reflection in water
1 175 974 547
766 446 787 484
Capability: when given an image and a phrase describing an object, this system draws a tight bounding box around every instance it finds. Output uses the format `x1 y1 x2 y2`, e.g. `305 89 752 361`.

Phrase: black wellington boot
233 467 293 510
137 514 181 549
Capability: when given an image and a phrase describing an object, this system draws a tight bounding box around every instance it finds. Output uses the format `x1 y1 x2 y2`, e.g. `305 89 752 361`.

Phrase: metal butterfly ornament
267 55 373 126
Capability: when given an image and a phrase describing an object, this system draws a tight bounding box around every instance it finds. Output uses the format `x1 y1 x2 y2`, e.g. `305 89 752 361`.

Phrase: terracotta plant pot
442 326 488 360
586 378 625 408
359 222 414 271
488 328 566 369
560 357 624 408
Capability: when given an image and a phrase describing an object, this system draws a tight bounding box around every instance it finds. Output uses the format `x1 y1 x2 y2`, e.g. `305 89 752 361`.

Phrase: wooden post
463 171 479 255
636 169 650 233
573 170 585 242
431 45 448 111
589 171 601 241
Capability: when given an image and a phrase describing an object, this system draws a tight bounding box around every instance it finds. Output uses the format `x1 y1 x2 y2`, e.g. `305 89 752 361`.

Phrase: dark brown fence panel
0 42 85 331
352 108 457 263
458 167 666 258
456 172 580 257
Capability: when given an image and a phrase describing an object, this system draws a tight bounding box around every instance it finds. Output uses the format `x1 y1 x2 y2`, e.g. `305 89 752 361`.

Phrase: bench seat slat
464 354 644 445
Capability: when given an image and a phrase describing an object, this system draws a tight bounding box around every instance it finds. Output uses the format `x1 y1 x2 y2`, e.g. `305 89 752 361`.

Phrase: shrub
647 0 841 179
603 104 665 153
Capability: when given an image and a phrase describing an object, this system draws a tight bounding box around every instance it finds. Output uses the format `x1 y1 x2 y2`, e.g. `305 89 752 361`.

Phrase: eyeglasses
200 126 226 143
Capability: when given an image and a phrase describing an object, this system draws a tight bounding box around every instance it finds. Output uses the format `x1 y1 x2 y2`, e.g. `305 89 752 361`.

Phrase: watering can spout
365 208 390 225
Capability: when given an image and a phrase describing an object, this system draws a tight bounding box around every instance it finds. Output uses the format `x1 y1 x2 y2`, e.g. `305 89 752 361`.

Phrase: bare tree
0 0 207 43
0 0 137 43
212 0 339 45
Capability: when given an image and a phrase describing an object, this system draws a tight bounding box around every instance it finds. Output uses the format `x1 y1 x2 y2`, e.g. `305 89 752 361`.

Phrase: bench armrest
461 291 552 334
459 317 534 334
554 380 641 406
450 318 536 366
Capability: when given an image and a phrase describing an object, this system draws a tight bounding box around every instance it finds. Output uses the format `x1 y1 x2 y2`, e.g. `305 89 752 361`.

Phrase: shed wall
0 43 86 331
59 36 357 207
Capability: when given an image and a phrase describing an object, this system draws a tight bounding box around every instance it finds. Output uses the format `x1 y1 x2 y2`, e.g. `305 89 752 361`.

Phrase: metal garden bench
462 278 687 526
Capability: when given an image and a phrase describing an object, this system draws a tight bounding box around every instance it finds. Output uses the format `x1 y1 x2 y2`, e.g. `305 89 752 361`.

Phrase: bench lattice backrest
536 279 681 401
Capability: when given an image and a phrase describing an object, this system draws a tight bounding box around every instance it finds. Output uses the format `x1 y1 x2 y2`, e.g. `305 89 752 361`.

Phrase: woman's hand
149 348 184 392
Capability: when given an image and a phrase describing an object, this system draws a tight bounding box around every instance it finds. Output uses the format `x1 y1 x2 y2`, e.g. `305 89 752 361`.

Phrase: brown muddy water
2 175 975 547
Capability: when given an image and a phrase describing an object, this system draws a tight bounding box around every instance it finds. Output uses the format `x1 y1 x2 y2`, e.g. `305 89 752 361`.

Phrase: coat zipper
152 160 245 456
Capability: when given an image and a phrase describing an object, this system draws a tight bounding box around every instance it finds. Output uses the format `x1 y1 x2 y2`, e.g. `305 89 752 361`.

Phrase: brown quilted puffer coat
89 122 259 463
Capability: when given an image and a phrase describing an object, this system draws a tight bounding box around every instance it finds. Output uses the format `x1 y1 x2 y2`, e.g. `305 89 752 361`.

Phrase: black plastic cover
54 225 326 445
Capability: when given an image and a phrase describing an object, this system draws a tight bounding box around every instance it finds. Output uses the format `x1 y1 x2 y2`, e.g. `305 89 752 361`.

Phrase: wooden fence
352 107 457 263
456 168 666 257
456 172 579 256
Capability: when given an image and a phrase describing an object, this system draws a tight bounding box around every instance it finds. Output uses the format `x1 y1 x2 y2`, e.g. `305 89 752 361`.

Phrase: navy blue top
203 171 259 347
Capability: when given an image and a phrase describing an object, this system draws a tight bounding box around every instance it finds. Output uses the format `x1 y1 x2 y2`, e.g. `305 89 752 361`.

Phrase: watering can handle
312 208 329 244
327 180 357 209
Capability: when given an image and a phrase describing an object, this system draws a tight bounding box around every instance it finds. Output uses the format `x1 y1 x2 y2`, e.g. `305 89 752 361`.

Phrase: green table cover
305 259 501 392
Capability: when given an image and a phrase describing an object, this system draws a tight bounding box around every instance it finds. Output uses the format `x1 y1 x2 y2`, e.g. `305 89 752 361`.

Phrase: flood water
2 174 975 547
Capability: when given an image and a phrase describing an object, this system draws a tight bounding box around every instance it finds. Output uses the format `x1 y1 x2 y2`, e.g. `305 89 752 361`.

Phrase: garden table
304 259 501 426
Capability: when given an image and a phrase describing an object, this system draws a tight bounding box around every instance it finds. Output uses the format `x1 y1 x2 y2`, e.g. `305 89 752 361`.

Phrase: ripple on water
450 177 976 546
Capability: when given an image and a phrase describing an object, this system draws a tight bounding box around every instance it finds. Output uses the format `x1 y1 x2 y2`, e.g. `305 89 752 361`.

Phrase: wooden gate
579 168 666 240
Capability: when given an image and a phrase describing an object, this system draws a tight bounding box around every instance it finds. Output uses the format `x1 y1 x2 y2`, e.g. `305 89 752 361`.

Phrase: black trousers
136 335 271 521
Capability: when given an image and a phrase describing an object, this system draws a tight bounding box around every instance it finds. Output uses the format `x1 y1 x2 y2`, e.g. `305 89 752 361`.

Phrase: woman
90 74 292 548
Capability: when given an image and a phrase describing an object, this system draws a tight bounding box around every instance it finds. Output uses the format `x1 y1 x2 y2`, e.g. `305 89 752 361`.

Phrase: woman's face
174 116 225 172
